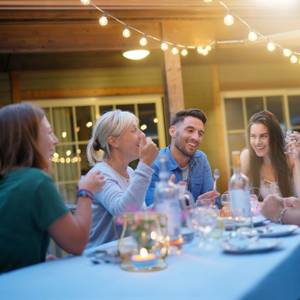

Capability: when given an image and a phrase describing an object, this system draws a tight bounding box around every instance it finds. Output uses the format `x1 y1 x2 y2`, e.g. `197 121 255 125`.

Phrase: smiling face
110 122 145 162
37 116 58 165
170 116 205 158
250 123 270 158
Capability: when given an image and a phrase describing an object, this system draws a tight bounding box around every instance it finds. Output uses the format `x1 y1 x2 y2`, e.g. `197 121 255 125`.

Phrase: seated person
0 103 104 273
86 110 158 247
262 194 300 225
145 108 217 207
241 110 300 200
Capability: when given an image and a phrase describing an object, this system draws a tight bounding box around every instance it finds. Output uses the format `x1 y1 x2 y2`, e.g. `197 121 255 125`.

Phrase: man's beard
174 140 195 158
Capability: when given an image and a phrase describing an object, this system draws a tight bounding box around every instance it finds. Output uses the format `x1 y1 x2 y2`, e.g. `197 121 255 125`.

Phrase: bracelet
277 207 288 224
77 189 94 201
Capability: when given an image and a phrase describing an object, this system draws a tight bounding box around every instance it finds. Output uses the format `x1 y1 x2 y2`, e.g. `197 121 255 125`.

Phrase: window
223 89 300 168
34 95 166 203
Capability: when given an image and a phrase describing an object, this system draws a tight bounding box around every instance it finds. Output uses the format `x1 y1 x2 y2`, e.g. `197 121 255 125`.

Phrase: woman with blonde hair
86 110 158 247
0 103 104 273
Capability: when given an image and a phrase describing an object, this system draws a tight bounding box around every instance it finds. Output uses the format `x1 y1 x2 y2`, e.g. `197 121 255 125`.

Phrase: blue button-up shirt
145 147 213 206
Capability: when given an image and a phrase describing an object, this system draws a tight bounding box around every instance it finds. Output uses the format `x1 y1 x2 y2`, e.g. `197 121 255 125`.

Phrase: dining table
1 223 300 300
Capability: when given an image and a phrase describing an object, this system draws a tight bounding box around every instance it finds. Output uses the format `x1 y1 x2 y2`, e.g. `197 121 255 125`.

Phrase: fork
213 168 220 191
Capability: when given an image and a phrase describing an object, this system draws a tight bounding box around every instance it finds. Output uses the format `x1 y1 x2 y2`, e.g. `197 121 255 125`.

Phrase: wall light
122 49 150 60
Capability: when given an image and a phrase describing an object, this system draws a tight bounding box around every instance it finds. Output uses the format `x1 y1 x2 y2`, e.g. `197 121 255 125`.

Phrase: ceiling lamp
122 49 150 60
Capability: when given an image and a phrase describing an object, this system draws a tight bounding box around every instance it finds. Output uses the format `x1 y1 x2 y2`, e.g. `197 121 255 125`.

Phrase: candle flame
139 248 148 257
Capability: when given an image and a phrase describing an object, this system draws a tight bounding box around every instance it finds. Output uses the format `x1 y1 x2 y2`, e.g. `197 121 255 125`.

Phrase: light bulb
139 36 148 47
197 46 204 55
122 27 131 38
206 45 212 52
202 48 209 56
267 42 276 52
80 0 90 5
160 42 168 51
171 47 179 55
99 15 108 26
181 49 188 56
248 31 258 42
283 48 292 57
224 14 234 26
203 0 213 2
290 55 298 64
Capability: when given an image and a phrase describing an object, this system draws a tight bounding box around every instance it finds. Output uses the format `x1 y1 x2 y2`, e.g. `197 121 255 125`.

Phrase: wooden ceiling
0 1 300 70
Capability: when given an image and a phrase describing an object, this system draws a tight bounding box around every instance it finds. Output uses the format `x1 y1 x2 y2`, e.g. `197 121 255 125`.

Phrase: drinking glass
191 207 219 249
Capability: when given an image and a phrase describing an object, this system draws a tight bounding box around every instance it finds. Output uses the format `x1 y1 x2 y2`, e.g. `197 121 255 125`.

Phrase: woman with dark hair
0 103 105 273
241 110 300 200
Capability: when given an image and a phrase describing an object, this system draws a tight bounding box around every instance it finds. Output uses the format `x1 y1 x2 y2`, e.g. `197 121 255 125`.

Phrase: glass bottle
154 155 183 248
229 151 251 223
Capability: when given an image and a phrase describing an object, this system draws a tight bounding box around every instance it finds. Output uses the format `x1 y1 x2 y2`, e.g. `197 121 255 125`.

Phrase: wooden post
211 65 229 192
162 44 185 121
9 71 21 103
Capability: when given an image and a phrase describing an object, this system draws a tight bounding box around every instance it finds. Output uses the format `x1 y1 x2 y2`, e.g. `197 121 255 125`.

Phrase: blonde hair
87 110 138 165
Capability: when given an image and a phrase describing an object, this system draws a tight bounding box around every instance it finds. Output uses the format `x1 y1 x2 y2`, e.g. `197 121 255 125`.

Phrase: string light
248 31 258 42
267 41 276 52
224 14 234 26
160 42 169 51
122 27 131 38
171 47 179 55
99 14 108 26
290 55 298 64
206 45 212 52
86 121 93 128
181 48 188 56
283 48 292 57
79 0 300 66
139 35 148 47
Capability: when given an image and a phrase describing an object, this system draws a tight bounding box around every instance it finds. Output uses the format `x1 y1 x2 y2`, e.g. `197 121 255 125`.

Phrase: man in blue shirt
145 108 218 206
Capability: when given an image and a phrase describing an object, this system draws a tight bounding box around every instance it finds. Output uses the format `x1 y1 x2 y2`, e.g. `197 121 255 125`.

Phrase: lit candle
131 248 158 269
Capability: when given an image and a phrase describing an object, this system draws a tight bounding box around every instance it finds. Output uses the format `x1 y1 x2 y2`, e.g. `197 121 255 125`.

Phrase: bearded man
145 108 217 206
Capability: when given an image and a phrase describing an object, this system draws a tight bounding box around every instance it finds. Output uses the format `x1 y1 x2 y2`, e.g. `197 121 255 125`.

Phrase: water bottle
229 151 252 229
154 156 182 248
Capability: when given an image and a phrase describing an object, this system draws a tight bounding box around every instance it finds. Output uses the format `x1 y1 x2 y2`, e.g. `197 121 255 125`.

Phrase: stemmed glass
285 129 298 155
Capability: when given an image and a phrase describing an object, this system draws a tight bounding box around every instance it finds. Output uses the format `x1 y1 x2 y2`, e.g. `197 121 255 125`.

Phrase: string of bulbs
79 0 300 64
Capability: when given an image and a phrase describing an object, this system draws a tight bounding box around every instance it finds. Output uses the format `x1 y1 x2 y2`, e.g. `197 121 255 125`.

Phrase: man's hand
196 190 220 206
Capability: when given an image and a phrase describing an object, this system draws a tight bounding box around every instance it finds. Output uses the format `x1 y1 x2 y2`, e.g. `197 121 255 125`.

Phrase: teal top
0 168 68 273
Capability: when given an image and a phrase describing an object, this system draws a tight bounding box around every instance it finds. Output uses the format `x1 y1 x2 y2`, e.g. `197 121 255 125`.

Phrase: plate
257 224 298 238
222 238 280 254
223 215 266 230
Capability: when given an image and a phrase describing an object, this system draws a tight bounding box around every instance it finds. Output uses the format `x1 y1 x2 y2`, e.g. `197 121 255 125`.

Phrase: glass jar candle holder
116 211 168 272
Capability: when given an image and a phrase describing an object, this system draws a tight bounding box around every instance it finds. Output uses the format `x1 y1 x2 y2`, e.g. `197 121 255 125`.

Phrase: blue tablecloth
1 229 300 300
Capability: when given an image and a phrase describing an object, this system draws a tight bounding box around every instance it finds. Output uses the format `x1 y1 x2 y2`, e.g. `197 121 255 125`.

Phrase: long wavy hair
248 110 293 198
0 103 48 177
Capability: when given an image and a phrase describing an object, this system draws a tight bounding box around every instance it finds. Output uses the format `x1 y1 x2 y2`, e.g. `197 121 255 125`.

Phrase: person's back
0 103 105 273
0 168 67 272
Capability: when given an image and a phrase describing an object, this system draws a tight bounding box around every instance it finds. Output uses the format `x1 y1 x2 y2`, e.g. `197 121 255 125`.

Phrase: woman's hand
78 169 105 194
261 194 284 222
283 197 300 209
139 136 159 166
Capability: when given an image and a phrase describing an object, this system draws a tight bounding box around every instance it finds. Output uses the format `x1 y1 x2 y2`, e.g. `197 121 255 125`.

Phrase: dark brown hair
0 103 48 177
170 108 207 126
248 110 293 198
